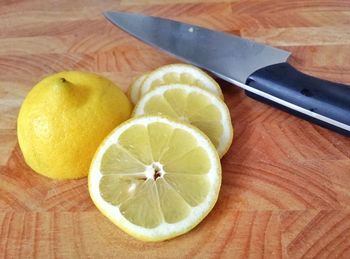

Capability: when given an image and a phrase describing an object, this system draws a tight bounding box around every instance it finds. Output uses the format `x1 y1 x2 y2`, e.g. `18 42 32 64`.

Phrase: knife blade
104 11 350 136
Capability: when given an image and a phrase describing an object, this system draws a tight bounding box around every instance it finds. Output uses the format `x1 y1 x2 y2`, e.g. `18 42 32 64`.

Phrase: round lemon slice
140 63 224 99
133 84 233 157
127 72 149 105
89 115 221 241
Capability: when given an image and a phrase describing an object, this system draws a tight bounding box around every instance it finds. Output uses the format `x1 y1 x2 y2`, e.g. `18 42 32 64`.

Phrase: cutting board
1 1 350 258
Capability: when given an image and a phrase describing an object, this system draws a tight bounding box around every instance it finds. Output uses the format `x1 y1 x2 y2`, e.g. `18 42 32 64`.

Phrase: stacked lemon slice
89 64 233 241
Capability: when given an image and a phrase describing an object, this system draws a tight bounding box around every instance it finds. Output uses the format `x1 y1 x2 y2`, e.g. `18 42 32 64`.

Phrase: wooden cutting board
1 1 350 258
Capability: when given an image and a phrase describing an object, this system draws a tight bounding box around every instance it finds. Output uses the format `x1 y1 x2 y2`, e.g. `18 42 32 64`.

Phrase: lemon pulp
89 116 221 241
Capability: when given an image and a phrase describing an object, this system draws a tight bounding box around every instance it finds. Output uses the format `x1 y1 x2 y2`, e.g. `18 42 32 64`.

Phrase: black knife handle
245 62 350 136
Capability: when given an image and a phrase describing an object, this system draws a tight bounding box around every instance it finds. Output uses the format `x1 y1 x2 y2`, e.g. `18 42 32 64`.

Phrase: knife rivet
301 88 312 97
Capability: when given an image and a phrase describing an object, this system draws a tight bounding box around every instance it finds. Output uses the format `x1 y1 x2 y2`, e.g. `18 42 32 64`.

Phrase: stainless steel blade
104 11 290 86
104 11 350 133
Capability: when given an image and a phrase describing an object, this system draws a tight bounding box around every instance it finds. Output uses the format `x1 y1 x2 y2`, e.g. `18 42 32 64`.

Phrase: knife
104 11 350 136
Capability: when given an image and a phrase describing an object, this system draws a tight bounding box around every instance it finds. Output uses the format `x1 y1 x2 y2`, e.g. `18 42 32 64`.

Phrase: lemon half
17 71 132 179
88 116 221 241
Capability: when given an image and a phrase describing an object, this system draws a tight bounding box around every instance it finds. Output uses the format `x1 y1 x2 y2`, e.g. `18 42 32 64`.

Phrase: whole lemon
17 71 132 180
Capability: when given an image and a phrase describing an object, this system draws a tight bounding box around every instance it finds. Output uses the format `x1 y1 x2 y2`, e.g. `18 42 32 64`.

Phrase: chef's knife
104 11 350 136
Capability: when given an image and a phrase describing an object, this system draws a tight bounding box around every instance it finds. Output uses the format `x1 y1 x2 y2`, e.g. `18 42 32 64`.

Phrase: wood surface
1 0 350 258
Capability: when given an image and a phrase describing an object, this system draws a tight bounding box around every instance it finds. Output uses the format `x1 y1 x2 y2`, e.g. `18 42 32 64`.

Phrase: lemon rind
128 73 149 105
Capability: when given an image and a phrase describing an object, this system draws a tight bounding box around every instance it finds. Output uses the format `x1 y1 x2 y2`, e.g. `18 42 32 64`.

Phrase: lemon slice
128 72 149 105
133 84 233 158
89 115 221 241
140 63 223 99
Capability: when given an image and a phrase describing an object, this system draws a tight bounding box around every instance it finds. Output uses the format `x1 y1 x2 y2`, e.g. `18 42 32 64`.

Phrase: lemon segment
118 125 153 165
164 174 210 206
99 175 144 205
140 64 223 99
156 178 191 223
163 88 188 116
147 122 174 161
163 147 211 175
138 95 178 118
89 116 221 241
100 144 146 174
119 180 163 228
133 84 233 157
160 128 199 164
185 91 213 116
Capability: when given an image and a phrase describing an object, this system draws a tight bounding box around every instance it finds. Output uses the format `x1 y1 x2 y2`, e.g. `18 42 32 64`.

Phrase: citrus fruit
140 63 223 99
17 71 132 180
89 115 221 241
127 72 149 105
133 84 233 157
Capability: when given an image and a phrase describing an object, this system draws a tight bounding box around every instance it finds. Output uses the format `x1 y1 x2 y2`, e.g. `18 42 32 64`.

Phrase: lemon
127 72 149 105
17 71 132 180
89 115 221 241
140 63 224 99
133 84 233 158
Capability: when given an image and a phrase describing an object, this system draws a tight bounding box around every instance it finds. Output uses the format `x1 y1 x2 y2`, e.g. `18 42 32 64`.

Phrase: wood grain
1 0 350 258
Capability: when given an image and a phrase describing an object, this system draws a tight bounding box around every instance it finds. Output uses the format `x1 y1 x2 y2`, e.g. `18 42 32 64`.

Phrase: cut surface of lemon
133 84 233 157
89 116 221 241
140 63 223 99
128 72 149 105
